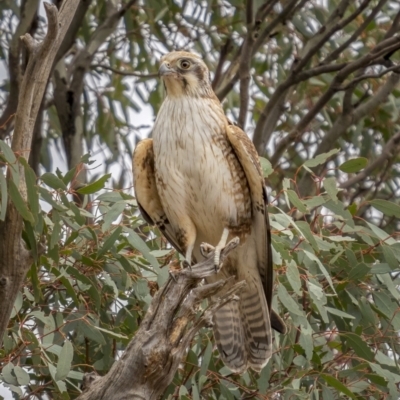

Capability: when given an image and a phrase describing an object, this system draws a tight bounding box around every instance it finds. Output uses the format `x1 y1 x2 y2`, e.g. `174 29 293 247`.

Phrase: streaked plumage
132 51 285 373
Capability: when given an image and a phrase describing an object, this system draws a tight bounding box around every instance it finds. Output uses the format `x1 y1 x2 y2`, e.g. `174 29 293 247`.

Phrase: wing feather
226 124 286 334
132 138 183 254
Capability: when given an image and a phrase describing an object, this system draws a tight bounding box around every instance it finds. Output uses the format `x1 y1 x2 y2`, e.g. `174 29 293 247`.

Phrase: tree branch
238 0 255 129
76 239 244 400
215 0 305 101
340 131 400 189
323 0 387 65
270 36 400 166
91 63 158 78
253 0 374 154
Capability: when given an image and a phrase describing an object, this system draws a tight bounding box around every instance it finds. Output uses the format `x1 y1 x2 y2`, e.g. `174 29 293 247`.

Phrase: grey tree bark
0 1 80 347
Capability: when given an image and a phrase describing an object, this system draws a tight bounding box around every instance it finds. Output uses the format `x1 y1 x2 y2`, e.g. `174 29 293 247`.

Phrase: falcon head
159 51 213 98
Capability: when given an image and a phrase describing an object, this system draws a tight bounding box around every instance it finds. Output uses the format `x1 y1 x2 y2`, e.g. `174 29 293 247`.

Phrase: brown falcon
132 51 286 373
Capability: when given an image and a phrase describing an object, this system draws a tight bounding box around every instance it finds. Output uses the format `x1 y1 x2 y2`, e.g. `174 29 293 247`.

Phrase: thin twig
91 63 158 78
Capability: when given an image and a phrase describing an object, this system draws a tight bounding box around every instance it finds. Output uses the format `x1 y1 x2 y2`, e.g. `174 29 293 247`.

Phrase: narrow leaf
287 190 308 213
97 226 122 258
342 333 374 361
20 157 39 220
286 260 302 295
13 366 30 385
55 341 73 381
370 199 400 218
8 179 35 224
339 157 368 173
320 374 357 399
325 307 355 319
41 172 68 191
323 177 338 202
79 321 106 344
303 149 340 168
0 170 7 221
76 174 111 195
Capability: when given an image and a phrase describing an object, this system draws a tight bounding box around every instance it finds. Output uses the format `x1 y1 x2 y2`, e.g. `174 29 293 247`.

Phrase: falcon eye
179 59 191 69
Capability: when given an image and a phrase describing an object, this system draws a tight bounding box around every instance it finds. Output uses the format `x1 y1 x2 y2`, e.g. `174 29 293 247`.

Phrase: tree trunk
0 1 80 347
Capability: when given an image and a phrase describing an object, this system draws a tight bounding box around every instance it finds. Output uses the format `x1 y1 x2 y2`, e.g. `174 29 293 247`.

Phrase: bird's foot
182 260 192 270
185 237 240 279
200 242 215 258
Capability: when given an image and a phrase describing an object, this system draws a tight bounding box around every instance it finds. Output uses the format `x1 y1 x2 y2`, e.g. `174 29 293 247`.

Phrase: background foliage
0 0 400 398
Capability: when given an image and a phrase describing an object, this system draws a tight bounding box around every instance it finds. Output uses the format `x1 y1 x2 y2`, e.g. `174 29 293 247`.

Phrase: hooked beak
159 62 176 77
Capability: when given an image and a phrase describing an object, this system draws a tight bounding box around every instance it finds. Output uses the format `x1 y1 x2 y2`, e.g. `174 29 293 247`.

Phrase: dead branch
76 238 244 400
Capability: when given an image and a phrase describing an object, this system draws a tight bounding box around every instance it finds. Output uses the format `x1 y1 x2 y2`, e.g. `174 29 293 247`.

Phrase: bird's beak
159 62 175 77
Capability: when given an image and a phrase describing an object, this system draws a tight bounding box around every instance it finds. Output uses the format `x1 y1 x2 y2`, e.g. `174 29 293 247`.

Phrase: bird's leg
214 228 230 270
176 219 197 268
184 245 194 269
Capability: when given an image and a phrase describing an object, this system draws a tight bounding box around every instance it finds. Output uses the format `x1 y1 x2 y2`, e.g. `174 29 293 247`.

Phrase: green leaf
8 179 35 224
0 140 16 164
0 170 7 221
10 291 23 318
259 157 273 177
339 157 368 173
371 263 392 274
342 333 374 361
79 321 106 345
287 190 308 213
286 260 302 295
370 199 400 218
200 341 213 379
102 202 126 232
366 222 396 244
303 149 340 168
277 284 304 316
381 245 398 270
20 157 39 220
13 366 30 385
348 262 370 281
55 340 73 381
76 174 111 195
97 226 122 258
325 307 355 319
320 374 358 399
41 172 68 191
296 221 318 250
303 250 335 292
63 166 77 185
124 227 159 269
323 177 338 202
2 363 18 385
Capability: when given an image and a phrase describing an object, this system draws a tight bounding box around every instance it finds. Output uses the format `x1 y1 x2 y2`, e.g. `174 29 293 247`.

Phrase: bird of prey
132 51 286 373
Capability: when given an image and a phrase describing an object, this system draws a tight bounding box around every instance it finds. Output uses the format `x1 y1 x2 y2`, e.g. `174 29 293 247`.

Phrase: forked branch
77 238 245 400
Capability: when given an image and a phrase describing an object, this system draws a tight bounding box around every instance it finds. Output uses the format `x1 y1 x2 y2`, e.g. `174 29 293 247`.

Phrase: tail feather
241 282 272 371
212 279 272 373
213 300 247 373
